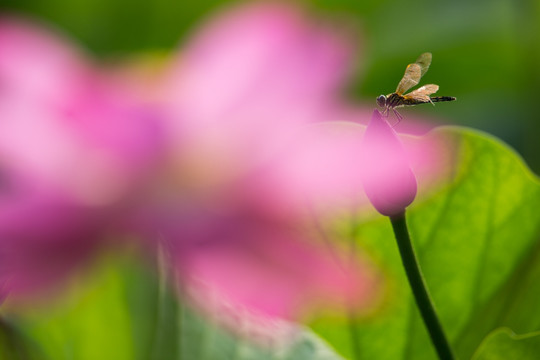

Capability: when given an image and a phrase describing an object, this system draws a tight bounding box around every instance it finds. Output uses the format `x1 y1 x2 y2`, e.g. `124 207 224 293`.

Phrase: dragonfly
376 52 456 122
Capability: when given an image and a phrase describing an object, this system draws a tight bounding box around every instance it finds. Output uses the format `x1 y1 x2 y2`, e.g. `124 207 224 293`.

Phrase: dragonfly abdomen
430 96 456 102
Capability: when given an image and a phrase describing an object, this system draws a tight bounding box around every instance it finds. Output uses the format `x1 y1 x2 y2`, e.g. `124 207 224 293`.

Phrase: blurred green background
2 0 539 171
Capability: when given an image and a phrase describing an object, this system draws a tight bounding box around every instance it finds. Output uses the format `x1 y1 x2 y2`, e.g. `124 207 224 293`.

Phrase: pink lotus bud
359 110 417 216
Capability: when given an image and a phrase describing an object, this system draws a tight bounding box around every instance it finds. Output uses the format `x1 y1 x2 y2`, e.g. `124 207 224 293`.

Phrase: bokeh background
2 2 540 359
2 0 538 171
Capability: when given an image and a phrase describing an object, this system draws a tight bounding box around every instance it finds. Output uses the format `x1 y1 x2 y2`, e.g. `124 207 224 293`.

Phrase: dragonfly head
376 95 387 108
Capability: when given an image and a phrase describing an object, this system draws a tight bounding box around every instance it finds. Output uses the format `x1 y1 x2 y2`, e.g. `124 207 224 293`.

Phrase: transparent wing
403 84 439 102
395 53 433 95
396 63 422 95
415 52 432 78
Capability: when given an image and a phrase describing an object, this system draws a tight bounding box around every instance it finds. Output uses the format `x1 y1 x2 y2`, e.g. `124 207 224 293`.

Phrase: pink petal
0 177 107 300
168 2 353 119
162 3 357 188
132 205 375 320
236 119 371 219
0 19 163 206
0 17 90 106
0 19 163 299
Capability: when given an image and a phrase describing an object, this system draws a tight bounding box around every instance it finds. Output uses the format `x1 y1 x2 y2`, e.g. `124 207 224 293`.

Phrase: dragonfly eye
376 95 387 108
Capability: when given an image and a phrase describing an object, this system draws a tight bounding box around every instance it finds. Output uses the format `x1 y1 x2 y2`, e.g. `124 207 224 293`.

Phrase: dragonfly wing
405 84 439 102
396 63 422 95
415 52 432 78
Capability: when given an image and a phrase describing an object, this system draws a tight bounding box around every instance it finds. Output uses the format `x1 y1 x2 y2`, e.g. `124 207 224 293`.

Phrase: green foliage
0 255 344 360
0 0 229 55
10 257 140 360
312 126 540 359
472 328 540 360
0 319 43 360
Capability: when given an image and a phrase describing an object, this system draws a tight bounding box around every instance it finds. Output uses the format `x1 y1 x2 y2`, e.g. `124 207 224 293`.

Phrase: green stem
389 212 455 360
347 219 362 360
346 308 362 360
151 244 182 360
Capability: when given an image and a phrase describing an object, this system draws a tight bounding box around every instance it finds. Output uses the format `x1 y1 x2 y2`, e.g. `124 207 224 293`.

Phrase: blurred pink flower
128 1 451 325
359 110 417 216
0 18 163 300
138 2 379 321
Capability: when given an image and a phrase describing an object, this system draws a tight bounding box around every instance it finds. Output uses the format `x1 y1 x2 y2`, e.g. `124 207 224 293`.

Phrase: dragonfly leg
392 108 403 126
